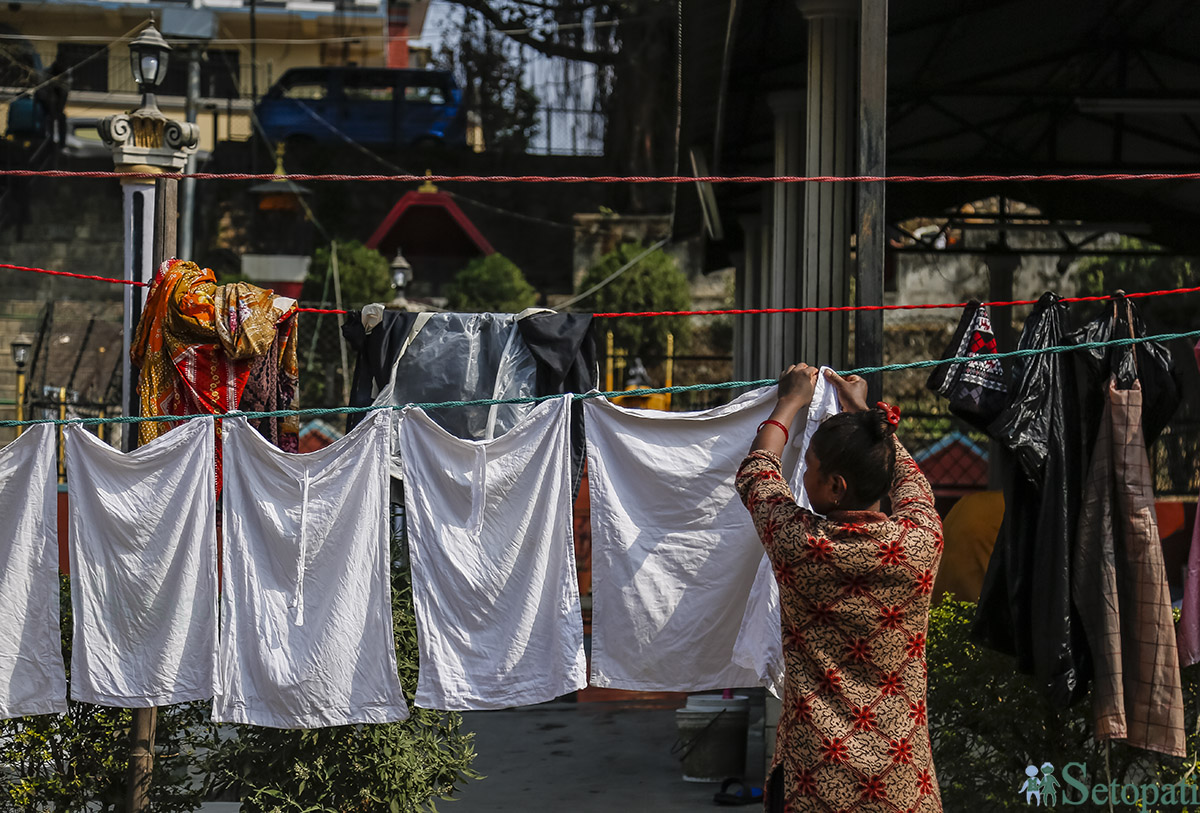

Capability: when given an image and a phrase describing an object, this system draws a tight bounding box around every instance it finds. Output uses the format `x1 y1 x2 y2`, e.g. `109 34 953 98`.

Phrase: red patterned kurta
736 439 943 813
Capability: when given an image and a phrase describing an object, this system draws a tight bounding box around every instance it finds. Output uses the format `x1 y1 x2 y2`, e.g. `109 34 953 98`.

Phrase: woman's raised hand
824 369 870 412
778 363 819 408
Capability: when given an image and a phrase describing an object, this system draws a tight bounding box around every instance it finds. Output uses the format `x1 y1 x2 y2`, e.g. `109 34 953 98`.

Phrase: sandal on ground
714 777 763 806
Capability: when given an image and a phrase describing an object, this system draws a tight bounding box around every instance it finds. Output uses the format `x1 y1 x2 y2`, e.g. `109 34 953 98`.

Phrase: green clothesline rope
4 328 1199 429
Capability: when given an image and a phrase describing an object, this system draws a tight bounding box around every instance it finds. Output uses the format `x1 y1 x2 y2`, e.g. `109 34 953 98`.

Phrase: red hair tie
877 401 901 426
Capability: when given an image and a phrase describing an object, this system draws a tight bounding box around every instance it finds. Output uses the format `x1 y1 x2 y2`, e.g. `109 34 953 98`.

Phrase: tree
299 241 394 409
444 253 538 312
576 240 690 358
442 1 679 210
301 241 394 310
1071 236 1200 333
436 16 541 153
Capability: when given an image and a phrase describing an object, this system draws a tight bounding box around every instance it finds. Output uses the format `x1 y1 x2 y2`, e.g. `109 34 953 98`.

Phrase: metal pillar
737 214 762 381
758 186 780 377
797 0 859 372
120 180 155 451
856 0 886 401
768 90 805 367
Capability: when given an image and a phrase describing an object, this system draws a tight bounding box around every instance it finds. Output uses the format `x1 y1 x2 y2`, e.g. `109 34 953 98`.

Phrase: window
404 84 446 105
55 43 107 93
158 59 187 98
281 82 327 101
202 49 240 98
154 49 240 98
343 72 394 102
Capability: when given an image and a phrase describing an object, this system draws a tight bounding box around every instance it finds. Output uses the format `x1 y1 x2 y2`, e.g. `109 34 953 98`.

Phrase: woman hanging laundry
736 365 943 812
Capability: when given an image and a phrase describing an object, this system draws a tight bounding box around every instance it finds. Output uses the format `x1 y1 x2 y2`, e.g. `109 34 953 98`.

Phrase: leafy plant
206 505 480 812
444 253 538 313
1072 236 1200 333
576 240 691 359
298 240 395 409
0 576 216 812
928 600 1200 810
302 241 395 310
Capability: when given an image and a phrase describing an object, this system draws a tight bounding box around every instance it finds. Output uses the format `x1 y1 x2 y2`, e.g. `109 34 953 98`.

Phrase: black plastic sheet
973 292 1092 707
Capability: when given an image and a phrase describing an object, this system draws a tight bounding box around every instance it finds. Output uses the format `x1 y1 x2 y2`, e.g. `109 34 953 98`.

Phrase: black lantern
391 249 413 294
9 334 31 369
129 23 171 104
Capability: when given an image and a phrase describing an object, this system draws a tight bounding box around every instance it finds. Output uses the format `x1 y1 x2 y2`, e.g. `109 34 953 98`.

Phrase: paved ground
446 698 766 812
199 695 766 812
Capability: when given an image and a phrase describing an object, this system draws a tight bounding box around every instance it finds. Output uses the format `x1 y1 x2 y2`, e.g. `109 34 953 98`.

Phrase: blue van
254 67 467 150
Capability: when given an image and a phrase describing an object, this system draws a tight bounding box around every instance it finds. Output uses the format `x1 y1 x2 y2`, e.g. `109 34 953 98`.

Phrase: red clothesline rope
593 286 1200 317
6 169 1200 184
0 262 149 287
4 261 1200 317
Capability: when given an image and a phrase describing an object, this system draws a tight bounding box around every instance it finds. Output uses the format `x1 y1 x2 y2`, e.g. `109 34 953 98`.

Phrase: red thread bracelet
758 419 790 444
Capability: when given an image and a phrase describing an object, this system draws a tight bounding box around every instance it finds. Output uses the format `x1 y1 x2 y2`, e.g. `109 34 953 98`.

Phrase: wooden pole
125 175 178 813
329 241 352 405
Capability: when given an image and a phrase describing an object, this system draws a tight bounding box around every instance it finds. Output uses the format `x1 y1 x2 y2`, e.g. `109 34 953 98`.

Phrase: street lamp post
10 334 32 436
390 248 412 307
98 22 198 813
100 22 199 453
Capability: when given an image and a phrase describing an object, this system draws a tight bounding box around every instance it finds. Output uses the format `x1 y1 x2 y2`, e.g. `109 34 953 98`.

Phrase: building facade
0 0 429 152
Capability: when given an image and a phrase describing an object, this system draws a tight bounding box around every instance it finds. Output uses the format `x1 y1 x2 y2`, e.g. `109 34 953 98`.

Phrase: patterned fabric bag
926 301 1007 431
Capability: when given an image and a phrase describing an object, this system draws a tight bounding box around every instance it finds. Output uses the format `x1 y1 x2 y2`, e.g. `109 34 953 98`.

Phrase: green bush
0 576 216 812
205 507 480 812
576 241 692 358
302 241 395 309
444 253 538 313
928 600 1200 810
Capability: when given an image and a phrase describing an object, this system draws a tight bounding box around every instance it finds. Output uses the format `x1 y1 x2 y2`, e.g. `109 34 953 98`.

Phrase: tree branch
452 0 620 65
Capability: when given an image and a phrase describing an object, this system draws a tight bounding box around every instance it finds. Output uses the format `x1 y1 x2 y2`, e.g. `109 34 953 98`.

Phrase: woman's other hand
778 363 819 408
824 369 870 412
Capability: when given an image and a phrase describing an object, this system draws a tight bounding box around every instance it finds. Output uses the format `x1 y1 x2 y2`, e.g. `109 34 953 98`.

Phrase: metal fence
527 107 605 157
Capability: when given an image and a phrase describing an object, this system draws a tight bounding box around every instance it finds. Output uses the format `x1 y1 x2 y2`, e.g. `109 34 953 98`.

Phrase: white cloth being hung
731 370 840 696
66 419 217 707
216 410 408 728
585 386 806 692
400 396 586 710
0 425 67 718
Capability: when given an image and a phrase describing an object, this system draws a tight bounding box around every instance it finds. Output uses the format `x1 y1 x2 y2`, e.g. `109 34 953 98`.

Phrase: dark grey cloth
517 312 597 496
342 310 418 432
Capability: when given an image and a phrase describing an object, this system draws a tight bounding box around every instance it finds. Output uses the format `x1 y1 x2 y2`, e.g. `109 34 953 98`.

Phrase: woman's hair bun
867 407 898 440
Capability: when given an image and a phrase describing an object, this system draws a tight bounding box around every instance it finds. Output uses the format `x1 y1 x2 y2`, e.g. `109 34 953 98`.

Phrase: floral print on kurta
736 439 943 813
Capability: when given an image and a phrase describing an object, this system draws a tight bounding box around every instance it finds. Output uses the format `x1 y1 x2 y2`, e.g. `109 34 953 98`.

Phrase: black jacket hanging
342 309 419 432
517 312 597 496
972 292 1092 707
